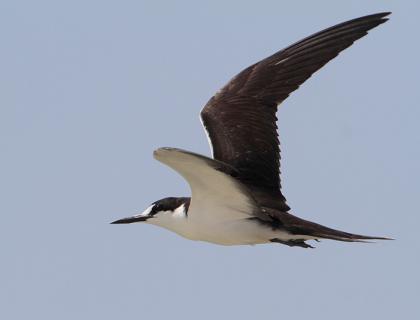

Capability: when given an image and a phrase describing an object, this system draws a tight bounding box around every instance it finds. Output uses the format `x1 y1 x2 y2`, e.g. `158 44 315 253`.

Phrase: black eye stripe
150 197 191 214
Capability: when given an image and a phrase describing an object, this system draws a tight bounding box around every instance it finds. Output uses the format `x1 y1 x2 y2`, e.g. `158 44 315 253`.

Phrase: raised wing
200 12 390 203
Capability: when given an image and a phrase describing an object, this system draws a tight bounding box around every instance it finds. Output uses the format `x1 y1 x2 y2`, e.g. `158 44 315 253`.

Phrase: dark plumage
112 13 392 247
201 12 390 213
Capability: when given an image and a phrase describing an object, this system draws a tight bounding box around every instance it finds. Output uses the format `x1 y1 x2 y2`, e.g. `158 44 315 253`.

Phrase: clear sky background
1 1 419 319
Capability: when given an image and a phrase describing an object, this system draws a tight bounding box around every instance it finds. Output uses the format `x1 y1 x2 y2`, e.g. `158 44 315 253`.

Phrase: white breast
147 203 309 246
150 147 312 245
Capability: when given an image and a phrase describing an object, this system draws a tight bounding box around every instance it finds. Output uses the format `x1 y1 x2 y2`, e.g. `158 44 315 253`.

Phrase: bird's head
111 197 190 224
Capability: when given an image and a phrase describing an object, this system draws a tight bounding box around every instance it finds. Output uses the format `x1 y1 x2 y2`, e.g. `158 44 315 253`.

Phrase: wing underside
153 147 259 221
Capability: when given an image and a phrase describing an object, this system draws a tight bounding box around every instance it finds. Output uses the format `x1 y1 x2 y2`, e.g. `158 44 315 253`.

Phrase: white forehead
140 204 155 216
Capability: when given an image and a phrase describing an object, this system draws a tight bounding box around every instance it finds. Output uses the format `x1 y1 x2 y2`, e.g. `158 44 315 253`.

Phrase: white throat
147 204 189 234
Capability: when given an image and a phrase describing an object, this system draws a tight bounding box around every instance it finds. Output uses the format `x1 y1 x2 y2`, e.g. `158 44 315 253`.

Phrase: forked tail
303 222 392 243
268 209 392 243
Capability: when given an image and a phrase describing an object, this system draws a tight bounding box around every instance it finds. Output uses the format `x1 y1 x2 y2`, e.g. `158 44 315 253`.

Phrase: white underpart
147 205 189 234
147 204 312 246
199 114 214 157
150 148 313 245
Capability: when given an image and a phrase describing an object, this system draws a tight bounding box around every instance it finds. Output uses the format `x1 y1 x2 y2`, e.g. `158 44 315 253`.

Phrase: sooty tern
112 12 391 248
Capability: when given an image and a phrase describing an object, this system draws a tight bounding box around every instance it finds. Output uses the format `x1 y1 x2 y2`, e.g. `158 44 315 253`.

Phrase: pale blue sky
1 1 419 319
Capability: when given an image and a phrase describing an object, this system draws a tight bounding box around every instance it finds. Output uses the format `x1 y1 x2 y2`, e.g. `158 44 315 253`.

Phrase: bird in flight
112 12 391 248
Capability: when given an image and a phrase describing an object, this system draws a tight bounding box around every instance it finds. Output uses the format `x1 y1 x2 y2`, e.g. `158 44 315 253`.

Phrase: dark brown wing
200 12 390 207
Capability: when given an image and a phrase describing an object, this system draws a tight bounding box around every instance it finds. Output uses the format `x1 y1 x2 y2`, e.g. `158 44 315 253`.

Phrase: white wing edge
199 114 214 158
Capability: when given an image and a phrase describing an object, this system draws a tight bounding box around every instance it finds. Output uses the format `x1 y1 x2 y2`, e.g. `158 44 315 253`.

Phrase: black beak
110 216 149 224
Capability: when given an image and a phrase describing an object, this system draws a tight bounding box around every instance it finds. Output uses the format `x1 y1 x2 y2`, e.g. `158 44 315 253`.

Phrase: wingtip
377 11 392 17
347 11 391 27
370 12 391 26
365 11 392 19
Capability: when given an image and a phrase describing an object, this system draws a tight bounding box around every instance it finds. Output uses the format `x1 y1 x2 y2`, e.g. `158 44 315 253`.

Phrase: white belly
151 148 313 245
147 206 311 246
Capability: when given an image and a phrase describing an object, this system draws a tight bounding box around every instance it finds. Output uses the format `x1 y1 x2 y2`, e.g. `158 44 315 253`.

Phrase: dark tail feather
268 209 393 243
307 224 393 243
